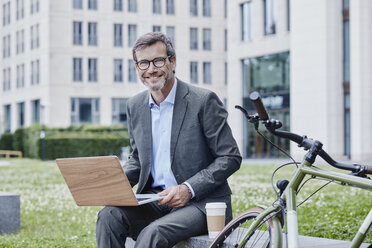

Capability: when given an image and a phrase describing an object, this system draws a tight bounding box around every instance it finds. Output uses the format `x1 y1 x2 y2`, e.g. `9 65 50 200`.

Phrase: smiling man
96 32 242 248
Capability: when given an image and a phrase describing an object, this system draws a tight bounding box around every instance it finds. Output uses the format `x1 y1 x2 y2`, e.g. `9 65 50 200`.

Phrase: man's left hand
158 184 191 208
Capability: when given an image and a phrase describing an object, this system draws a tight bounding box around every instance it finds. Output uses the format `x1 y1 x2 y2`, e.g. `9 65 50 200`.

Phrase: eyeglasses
136 56 172 70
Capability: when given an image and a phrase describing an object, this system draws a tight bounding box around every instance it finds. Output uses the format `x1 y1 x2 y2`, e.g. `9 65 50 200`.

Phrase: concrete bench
0 150 23 159
0 191 20 234
125 235 213 248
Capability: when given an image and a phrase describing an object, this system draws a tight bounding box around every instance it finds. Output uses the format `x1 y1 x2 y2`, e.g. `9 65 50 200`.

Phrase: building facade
227 0 372 161
1 0 227 130
2 0 372 161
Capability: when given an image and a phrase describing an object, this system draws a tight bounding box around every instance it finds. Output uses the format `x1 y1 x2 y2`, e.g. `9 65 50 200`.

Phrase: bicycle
209 91 372 248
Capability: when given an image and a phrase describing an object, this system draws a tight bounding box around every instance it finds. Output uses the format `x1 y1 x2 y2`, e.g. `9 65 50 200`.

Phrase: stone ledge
0 191 20 234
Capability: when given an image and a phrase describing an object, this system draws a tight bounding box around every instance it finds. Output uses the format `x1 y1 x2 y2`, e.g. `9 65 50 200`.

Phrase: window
71 98 100 124
31 99 40 124
166 26 175 47
224 29 227 51
16 31 20 54
73 21 83 45
190 0 197 16
224 62 227 85
114 59 123 82
241 2 251 41
2 36 6 58
16 64 25 88
2 4 6 26
3 105 11 132
264 0 276 35
88 58 98 82
128 59 137 83
166 0 175 15
17 102 25 127
114 0 122 11
128 24 137 47
73 58 83 81
203 0 211 17
153 0 161 14
287 0 290 31
128 0 137 12
73 0 83 9
203 62 211 84
114 24 123 47
190 28 198 50
35 24 40 48
190 62 198 84
31 60 39 85
224 0 227 18
112 98 128 124
202 28 211 50
30 0 39 14
16 0 24 20
153 25 161 32
2 68 11 91
88 0 97 10
30 25 34 49
88 22 98 46
21 29 24 53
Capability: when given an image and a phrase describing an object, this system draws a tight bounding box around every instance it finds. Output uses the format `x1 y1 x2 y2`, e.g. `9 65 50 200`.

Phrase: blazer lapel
170 80 188 164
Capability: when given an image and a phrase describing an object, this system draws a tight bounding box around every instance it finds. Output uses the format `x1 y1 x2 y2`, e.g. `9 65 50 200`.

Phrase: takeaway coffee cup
205 202 227 239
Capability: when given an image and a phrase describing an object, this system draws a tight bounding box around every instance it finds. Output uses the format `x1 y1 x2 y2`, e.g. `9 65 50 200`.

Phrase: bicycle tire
209 207 275 248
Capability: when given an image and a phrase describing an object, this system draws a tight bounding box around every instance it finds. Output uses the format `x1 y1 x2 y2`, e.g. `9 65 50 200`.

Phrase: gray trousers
96 201 208 248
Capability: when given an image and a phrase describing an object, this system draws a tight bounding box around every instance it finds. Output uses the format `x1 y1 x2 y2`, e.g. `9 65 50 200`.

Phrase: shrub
0 133 14 150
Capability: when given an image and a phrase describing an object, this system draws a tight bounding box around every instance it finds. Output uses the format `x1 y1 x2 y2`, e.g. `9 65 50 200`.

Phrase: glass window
17 102 25 127
153 0 161 14
16 65 20 88
2 4 6 26
203 62 211 84
224 29 227 51
21 29 24 53
21 64 25 87
31 99 40 124
88 22 98 46
128 59 137 83
71 98 100 124
114 23 123 47
73 0 83 9
224 0 227 18
241 2 251 41
343 21 350 82
88 0 97 10
112 98 128 124
264 0 276 35
202 28 211 50
35 59 40 84
190 28 198 50
73 21 83 45
203 0 211 17
166 0 175 15
3 104 11 132
36 24 40 48
224 62 227 85
153 25 161 32
114 59 123 82
30 61 34 85
128 24 137 47
128 0 137 12
190 62 198 84
30 25 34 49
166 26 175 47
73 58 83 81
114 0 122 11
343 0 349 9
88 58 98 82
190 0 197 16
7 35 10 57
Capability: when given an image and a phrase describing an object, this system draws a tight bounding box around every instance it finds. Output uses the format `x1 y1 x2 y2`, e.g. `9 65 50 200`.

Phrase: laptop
56 155 164 206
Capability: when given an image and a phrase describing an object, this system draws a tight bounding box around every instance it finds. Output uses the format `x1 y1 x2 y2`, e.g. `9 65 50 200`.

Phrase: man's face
135 41 176 92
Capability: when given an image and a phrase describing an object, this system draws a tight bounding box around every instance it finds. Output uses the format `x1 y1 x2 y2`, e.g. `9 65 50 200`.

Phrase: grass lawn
0 158 371 247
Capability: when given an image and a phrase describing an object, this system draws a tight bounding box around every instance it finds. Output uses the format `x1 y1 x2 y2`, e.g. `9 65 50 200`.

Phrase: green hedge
0 133 14 150
7 124 129 160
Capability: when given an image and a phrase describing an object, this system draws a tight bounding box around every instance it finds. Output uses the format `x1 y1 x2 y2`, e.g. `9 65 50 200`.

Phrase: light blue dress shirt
149 79 195 197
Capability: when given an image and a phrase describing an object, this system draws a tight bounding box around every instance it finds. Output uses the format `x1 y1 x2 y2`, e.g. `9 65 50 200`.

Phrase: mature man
96 32 241 248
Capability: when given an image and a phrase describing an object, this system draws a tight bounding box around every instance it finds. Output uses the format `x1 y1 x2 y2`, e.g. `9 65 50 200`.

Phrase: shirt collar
149 78 178 108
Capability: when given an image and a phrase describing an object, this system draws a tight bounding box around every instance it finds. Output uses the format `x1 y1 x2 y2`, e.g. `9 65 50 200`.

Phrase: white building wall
350 0 372 161
290 0 344 160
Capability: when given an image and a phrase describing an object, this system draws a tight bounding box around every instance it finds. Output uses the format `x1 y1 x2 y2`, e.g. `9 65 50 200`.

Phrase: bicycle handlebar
245 91 372 176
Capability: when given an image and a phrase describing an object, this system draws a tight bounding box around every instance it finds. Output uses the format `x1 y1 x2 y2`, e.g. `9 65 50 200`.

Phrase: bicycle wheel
209 207 275 248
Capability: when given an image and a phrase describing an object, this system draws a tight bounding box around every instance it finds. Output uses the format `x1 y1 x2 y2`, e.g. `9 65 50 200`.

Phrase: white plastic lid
205 202 227 209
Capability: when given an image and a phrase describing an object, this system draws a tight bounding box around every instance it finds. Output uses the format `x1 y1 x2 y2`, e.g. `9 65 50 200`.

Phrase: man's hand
157 184 191 208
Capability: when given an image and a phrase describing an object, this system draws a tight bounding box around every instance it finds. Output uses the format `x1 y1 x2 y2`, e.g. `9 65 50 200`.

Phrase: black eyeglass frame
135 55 172 70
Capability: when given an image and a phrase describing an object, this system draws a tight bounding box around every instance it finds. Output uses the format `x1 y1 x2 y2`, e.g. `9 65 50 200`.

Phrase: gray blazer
124 79 241 219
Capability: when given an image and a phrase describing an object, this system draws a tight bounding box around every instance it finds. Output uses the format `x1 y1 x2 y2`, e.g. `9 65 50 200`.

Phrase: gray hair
132 32 176 61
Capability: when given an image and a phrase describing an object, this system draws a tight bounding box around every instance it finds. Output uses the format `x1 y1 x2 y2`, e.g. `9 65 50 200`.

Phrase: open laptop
56 155 164 206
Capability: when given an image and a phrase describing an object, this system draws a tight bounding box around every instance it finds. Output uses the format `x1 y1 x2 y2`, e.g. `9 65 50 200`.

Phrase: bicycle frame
240 159 372 248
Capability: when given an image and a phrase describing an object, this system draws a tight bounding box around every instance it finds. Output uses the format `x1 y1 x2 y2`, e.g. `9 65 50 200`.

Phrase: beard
141 72 172 92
